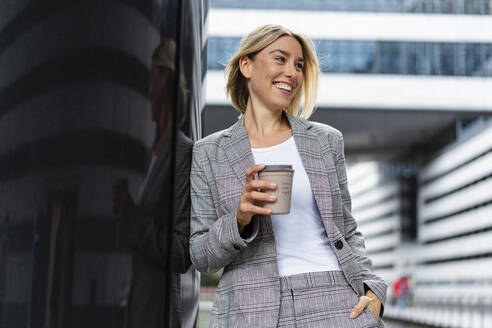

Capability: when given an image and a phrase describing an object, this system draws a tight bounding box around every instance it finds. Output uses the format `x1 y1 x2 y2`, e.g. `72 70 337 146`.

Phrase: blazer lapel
222 115 255 191
223 115 277 231
222 112 363 293
288 114 363 291
287 114 342 240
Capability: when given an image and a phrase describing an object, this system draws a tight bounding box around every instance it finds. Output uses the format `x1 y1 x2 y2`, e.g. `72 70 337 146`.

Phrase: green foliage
200 268 223 286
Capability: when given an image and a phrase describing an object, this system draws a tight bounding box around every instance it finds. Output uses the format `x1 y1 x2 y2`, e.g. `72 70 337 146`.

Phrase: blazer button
233 245 240 250
335 240 343 250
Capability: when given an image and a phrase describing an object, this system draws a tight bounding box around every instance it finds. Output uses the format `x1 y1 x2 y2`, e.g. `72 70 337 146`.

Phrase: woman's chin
274 98 294 110
275 104 290 111
264 106 286 113
267 100 291 111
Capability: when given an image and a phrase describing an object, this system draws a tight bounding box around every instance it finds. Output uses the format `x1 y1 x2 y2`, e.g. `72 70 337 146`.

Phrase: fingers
367 301 380 319
239 190 276 215
247 190 277 203
366 290 382 318
238 201 272 216
245 164 277 192
245 164 266 185
350 295 373 319
237 164 278 226
248 179 277 191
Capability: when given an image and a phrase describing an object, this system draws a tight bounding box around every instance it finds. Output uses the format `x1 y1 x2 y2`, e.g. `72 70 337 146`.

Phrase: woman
190 25 387 327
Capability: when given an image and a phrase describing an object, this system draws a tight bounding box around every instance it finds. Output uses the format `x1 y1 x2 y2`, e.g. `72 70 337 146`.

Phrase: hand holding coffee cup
236 164 278 233
257 165 294 215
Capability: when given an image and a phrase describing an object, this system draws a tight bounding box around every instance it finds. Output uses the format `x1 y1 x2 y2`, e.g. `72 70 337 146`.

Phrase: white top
251 136 342 276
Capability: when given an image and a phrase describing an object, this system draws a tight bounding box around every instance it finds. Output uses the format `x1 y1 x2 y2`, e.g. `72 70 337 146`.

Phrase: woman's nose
284 62 296 77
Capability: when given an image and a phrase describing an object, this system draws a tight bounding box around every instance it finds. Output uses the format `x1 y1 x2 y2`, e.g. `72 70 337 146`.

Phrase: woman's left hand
350 290 381 320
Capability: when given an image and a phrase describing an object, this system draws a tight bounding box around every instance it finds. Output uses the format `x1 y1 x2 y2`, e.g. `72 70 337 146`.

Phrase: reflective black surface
0 0 207 327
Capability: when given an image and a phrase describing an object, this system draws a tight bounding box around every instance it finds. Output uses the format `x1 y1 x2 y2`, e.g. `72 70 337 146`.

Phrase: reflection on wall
0 0 206 327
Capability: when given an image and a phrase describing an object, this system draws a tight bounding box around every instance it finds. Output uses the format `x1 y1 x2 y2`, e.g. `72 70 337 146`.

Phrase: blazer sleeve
335 132 388 315
189 143 260 275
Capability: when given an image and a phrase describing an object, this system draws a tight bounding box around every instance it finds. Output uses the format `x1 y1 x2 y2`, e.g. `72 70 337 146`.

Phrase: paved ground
197 305 428 327
198 310 211 327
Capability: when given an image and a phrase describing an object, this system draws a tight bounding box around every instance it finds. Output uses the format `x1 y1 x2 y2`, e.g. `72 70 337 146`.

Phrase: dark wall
0 1 207 327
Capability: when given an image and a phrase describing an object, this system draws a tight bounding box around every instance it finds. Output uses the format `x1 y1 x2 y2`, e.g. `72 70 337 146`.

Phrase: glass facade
212 0 492 15
0 0 207 327
208 37 492 76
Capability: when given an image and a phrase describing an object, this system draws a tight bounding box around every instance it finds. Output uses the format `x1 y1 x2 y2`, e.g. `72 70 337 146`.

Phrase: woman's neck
243 99 292 148
243 99 289 138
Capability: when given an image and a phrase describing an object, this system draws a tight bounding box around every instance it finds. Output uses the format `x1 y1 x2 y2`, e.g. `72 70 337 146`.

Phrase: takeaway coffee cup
258 165 294 214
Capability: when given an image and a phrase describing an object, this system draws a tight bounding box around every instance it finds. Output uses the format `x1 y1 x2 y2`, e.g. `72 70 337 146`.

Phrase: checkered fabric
190 112 387 327
278 271 383 327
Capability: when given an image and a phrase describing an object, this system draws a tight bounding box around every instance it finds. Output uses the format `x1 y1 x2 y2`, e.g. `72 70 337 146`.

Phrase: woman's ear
239 55 252 79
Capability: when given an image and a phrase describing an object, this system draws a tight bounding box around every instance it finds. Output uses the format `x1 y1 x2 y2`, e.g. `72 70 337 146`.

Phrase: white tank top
251 136 342 276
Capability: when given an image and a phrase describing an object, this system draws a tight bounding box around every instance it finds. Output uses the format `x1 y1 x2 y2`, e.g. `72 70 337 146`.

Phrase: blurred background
1 0 492 327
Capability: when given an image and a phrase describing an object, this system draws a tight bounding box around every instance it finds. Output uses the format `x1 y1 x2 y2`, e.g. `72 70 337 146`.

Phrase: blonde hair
225 25 319 119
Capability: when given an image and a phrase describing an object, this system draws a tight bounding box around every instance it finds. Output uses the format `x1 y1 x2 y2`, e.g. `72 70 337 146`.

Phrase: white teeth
274 82 292 92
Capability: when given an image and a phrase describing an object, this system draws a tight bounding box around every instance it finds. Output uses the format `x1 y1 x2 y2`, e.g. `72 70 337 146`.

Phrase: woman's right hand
236 164 277 233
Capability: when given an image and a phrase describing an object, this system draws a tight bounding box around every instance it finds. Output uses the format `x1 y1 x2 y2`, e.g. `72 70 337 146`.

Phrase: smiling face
240 36 304 112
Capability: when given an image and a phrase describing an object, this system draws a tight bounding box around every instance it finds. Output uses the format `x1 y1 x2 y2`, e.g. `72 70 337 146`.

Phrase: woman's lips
273 82 293 95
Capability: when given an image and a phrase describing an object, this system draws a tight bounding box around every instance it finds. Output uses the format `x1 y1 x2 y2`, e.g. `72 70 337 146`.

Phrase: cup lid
262 165 294 172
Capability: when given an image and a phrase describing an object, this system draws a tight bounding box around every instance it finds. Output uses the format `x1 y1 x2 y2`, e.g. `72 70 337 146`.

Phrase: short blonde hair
225 25 319 119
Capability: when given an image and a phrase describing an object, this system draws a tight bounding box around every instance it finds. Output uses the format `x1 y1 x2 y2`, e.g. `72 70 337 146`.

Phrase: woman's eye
275 56 285 62
296 63 304 70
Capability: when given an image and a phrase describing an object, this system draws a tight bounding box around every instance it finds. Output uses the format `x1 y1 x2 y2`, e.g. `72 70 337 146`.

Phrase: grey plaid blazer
190 113 387 327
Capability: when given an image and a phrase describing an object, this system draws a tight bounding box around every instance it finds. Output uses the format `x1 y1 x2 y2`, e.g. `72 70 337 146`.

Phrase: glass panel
208 37 492 77
0 0 206 327
211 0 491 14
380 42 401 74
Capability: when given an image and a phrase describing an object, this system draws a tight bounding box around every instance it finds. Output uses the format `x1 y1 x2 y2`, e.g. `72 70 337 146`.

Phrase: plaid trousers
277 271 384 328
